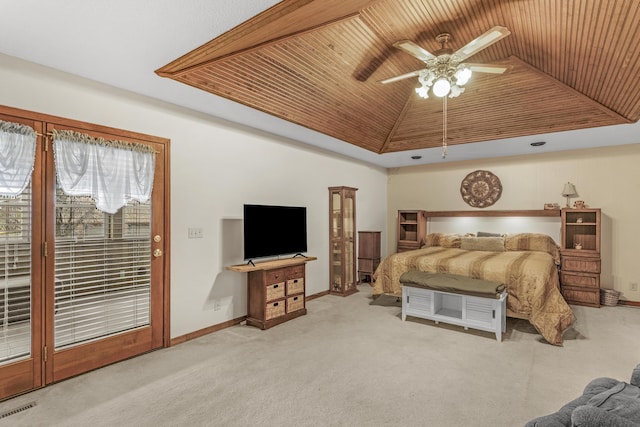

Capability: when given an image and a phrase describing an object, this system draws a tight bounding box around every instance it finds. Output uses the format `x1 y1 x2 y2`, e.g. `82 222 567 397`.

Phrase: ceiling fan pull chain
442 96 448 159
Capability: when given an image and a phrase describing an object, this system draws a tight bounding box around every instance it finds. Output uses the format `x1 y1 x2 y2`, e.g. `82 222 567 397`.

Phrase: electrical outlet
631 282 638 291
188 227 203 239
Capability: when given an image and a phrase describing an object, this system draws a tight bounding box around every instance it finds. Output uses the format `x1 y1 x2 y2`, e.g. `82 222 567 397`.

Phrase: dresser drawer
265 268 286 285
286 277 304 295
561 257 601 273
265 300 285 320
358 258 380 272
561 271 600 289
266 282 285 301
562 287 600 306
287 294 304 313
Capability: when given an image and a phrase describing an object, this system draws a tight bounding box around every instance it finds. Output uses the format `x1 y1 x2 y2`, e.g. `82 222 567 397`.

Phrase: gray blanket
571 381 640 426
525 363 640 427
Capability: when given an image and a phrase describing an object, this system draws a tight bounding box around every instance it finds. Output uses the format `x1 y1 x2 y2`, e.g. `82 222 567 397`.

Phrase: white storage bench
400 271 507 342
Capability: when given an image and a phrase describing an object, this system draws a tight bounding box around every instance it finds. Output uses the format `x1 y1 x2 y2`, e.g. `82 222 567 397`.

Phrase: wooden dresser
357 231 381 283
560 208 601 307
228 257 317 329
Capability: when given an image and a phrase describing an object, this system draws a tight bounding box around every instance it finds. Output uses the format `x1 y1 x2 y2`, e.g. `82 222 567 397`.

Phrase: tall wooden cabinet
357 231 381 284
329 186 358 296
560 208 601 307
397 210 427 252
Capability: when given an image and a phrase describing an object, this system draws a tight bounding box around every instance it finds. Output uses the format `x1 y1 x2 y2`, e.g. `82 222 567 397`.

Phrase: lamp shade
432 78 451 97
415 86 429 99
455 67 472 86
562 182 578 197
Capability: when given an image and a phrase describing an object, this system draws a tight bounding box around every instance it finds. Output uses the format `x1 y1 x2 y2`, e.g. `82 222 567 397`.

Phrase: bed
372 232 575 345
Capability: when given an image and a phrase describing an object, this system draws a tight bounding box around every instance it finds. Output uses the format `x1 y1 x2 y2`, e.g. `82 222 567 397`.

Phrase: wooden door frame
0 104 171 394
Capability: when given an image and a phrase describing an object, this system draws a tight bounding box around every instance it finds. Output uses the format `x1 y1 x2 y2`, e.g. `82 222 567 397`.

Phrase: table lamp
562 182 578 207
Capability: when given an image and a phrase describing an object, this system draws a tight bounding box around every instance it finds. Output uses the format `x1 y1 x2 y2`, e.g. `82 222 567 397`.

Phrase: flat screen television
243 204 307 261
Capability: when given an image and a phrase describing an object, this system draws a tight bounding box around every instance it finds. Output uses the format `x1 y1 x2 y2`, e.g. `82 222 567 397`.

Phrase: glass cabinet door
343 194 354 292
331 241 342 291
331 191 342 239
330 190 342 291
329 187 357 296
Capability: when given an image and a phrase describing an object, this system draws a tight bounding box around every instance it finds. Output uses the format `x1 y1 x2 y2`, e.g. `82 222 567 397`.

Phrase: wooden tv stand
227 257 317 329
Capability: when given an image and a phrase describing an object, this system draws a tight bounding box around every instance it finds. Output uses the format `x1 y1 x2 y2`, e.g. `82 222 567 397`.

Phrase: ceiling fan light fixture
382 26 512 160
448 84 464 98
415 85 429 99
418 70 435 86
454 67 472 86
433 78 451 97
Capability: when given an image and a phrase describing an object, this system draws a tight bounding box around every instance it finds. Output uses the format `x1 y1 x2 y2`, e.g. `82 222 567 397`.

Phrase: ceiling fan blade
393 40 436 63
466 63 512 74
453 26 510 61
379 70 421 84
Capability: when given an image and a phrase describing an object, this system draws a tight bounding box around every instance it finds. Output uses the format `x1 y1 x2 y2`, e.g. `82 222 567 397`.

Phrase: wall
387 145 640 302
0 54 389 338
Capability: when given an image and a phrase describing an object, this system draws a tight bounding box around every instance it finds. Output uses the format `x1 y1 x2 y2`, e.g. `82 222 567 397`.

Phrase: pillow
461 236 505 252
477 231 503 237
424 233 462 248
504 233 561 264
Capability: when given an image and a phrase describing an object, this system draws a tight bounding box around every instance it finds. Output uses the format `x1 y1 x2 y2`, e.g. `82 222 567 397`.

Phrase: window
0 185 32 363
54 195 151 348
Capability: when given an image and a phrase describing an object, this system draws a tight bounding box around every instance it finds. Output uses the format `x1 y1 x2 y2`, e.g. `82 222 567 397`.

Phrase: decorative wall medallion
460 170 502 208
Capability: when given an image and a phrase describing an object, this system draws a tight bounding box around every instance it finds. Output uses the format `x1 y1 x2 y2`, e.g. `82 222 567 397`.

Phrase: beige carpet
1 285 639 427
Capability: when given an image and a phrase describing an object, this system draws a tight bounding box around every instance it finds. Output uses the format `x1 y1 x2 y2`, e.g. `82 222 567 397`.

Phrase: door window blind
0 119 34 364
0 185 32 363
54 190 151 349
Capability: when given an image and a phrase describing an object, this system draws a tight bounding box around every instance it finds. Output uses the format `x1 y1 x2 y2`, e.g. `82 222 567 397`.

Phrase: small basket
600 288 620 306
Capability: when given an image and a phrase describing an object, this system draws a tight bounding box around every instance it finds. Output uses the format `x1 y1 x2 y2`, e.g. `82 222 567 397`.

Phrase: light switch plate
188 227 203 239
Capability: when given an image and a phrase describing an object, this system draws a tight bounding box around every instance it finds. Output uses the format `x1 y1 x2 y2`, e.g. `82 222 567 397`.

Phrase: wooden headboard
421 209 562 243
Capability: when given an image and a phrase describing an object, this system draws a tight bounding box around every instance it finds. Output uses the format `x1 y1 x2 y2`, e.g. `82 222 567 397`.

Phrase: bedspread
372 247 575 345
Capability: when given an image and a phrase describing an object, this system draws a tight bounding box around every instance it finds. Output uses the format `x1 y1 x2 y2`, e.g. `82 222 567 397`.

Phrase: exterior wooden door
44 123 167 384
0 106 169 400
0 113 44 399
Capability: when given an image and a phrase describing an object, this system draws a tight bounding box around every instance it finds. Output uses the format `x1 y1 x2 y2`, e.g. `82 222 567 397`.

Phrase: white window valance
52 129 156 214
0 120 37 198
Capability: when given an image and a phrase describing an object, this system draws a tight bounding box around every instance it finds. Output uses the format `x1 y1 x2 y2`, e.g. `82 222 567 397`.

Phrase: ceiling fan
381 26 511 99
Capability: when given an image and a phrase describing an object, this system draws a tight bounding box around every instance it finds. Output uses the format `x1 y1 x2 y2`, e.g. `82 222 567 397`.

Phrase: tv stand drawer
265 300 285 320
287 265 304 279
287 278 304 295
266 282 285 301
287 295 304 313
266 268 287 284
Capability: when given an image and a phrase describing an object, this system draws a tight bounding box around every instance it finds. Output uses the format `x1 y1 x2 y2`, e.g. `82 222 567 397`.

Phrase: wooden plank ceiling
157 0 640 154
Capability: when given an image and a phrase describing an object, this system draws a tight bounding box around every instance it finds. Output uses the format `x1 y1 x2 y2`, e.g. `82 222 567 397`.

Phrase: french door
0 107 169 400
0 113 44 399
